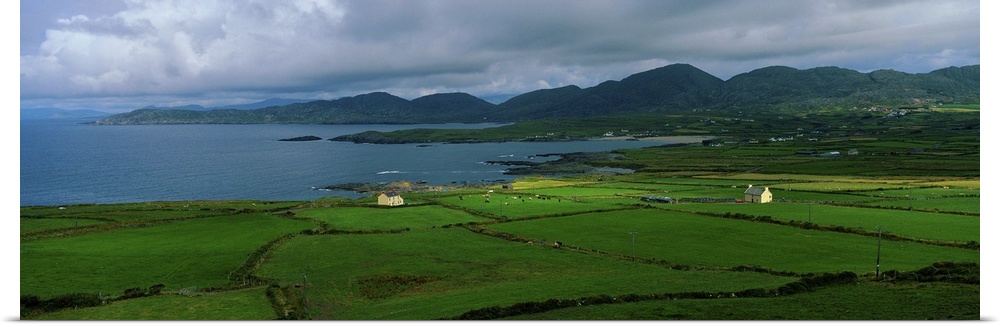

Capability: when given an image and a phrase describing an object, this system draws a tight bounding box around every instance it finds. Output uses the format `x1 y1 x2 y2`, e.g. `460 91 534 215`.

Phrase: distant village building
377 191 404 206
641 195 676 204
744 185 773 203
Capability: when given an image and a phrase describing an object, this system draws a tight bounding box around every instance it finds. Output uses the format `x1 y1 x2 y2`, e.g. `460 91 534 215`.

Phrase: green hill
93 63 979 125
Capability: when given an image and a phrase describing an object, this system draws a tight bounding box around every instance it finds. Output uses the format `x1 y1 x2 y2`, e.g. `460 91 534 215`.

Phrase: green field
20 109 980 320
33 289 276 320
296 204 492 230
488 209 977 273
505 281 980 320
431 192 617 219
255 228 796 319
667 203 979 242
20 174 979 320
21 213 315 298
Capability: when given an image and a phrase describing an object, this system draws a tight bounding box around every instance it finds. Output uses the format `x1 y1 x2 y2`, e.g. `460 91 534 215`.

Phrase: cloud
19 0 980 110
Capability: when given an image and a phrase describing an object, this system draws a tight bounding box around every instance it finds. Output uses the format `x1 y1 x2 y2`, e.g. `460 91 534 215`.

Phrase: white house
744 185 773 203
377 191 404 206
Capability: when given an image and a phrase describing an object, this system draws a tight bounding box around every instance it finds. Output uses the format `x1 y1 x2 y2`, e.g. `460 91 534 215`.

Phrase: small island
278 135 323 142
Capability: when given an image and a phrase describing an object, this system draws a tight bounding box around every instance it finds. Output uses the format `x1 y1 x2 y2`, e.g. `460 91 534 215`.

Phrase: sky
16 0 983 112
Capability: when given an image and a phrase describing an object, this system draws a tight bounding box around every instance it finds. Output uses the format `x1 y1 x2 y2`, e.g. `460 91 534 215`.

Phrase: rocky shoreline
278 135 323 141
316 180 509 194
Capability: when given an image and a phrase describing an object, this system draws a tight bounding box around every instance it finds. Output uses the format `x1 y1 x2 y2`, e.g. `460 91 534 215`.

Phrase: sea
20 120 664 206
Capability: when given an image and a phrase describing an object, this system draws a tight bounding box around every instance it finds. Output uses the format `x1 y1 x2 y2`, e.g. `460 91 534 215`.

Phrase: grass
431 192 620 219
504 281 979 320
19 108 980 320
511 177 594 189
873 197 979 213
31 288 277 320
487 209 979 273
21 213 316 298
579 181 711 192
857 187 980 197
769 181 913 191
20 217 108 234
255 228 798 320
296 205 492 230
522 187 649 197
666 203 979 242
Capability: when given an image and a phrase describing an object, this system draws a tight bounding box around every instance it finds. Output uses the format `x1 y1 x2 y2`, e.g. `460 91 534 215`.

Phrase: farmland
20 108 980 320
20 170 979 320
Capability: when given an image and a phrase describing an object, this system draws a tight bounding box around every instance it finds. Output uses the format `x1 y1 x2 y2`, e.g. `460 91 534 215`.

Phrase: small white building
744 185 773 204
377 191 404 206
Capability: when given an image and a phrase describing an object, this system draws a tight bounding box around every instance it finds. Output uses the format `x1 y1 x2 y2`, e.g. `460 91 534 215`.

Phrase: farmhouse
744 185 773 203
377 191 404 206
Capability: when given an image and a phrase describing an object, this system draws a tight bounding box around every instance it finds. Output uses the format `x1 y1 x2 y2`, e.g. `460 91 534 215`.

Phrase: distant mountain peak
95 62 979 125
142 104 207 111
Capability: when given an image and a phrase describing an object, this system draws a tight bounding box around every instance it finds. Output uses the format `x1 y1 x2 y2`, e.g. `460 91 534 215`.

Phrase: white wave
376 170 405 175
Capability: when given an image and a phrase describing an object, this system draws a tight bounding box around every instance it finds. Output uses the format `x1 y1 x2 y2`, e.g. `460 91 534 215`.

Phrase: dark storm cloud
19 0 980 111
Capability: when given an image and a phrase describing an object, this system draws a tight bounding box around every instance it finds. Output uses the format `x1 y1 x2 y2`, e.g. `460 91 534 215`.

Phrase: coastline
593 135 717 143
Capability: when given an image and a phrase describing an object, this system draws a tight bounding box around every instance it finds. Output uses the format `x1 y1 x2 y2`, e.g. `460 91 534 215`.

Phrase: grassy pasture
18 107 981 320
574 196 650 207
668 203 979 242
21 210 229 224
505 281 979 320
858 187 979 198
296 205 492 230
769 181 911 192
762 190 882 203
20 218 108 234
32 288 276 320
21 214 316 298
640 186 880 203
620 175 763 186
522 187 649 197
638 186 741 199
19 201 303 225
872 197 980 213
20 201 302 215
583 181 721 192
255 228 797 320
488 209 979 273
511 177 595 189
699 173 924 183
594 185 879 203
431 192 617 219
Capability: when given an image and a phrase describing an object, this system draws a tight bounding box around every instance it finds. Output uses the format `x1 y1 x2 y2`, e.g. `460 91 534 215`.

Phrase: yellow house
377 191 404 206
744 185 772 203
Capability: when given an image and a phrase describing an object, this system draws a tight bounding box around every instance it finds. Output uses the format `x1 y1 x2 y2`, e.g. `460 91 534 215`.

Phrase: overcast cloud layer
19 0 981 112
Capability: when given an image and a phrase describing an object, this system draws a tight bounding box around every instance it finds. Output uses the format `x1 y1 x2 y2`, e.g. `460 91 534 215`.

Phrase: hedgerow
447 271 859 320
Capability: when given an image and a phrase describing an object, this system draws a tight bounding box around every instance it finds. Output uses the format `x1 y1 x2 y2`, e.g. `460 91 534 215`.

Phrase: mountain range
20 108 115 120
140 98 313 111
93 63 979 125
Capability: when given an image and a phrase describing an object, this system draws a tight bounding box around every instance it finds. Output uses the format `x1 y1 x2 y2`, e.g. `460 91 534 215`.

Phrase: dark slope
94 63 979 125
411 92 499 121
495 63 723 119
714 65 980 109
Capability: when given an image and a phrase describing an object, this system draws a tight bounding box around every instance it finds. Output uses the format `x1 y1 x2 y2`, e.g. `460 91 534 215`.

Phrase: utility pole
875 226 884 279
629 229 638 262
909 188 913 209
301 273 310 319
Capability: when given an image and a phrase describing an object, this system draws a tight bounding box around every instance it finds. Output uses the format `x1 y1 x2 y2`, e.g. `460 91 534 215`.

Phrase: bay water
20 120 663 206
